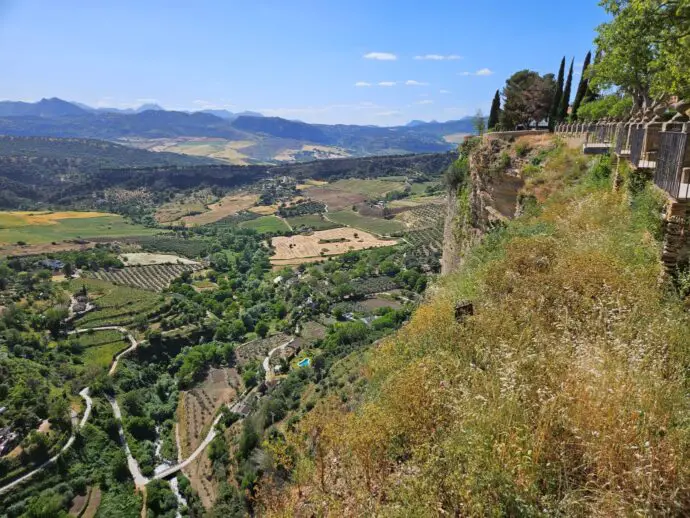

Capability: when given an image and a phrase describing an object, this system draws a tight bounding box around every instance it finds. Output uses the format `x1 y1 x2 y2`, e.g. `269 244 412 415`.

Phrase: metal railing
629 127 645 167
654 131 688 199
615 125 628 154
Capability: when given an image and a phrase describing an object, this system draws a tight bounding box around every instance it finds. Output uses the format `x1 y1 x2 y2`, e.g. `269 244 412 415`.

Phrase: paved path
153 337 293 480
107 396 149 487
0 389 92 495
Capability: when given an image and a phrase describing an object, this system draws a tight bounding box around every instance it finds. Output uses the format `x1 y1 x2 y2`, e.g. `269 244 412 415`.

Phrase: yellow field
0 211 111 228
248 205 278 215
271 228 396 264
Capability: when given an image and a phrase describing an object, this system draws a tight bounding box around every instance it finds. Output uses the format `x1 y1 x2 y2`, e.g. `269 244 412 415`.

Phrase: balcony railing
655 130 689 200
615 125 628 154
629 127 646 167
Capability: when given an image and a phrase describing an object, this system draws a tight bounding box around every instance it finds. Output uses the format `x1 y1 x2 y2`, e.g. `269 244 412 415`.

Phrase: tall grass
259 146 690 517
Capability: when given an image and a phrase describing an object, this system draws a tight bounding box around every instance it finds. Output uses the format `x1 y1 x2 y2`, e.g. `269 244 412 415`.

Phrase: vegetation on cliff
257 141 689 516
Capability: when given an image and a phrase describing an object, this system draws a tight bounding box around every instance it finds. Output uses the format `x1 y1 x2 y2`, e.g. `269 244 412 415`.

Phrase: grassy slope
259 145 690 515
285 214 342 230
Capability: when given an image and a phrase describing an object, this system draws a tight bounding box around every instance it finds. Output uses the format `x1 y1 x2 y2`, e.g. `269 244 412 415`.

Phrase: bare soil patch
178 368 241 456
271 228 396 264
119 252 199 266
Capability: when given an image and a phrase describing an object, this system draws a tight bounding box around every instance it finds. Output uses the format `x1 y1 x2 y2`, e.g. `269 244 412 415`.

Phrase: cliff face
441 136 527 274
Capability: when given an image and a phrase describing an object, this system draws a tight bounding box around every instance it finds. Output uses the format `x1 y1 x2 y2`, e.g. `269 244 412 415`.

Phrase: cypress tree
487 90 501 130
558 59 574 121
550 57 566 126
571 50 592 120
583 50 602 104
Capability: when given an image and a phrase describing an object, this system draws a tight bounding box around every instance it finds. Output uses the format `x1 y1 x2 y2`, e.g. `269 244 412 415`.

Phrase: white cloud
364 52 397 61
136 98 159 104
414 54 462 61
405 80 429 86
417 100 434 105
378 81 396 87
354 81 372 87
439 89 451 94
460 68 494 77
375 110 400 116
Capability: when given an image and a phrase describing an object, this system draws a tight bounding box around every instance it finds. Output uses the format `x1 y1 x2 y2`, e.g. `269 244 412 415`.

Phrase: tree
558 59 574 120
500 70 555 129
571 51 592 120
487 90 501 130
550 57 566 126
593 0 690 105
256 321 269 338
473 109 486 135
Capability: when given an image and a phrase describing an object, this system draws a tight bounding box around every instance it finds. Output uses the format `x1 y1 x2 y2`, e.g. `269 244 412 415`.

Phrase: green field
74 330 129 369
0 212 159 245
286 214 342 231
82 340 128 369
409 181 441 195
326 210 405 236
329 178 407 197
68 278 164 329
239 215 290 233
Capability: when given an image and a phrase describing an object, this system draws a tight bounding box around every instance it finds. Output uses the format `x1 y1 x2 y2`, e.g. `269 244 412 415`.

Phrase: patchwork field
0 211 158 246
238 215 290 233
235 334 292 367
302 186 367 211
154 190 218 223
270 228 396 265
79 332 129 370
326 210 405 236
180 193 259 226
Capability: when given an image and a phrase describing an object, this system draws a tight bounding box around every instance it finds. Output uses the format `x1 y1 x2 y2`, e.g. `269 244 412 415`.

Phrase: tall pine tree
571 51 592 120
550 57 566 126
558 59 574 121
487 90 501 130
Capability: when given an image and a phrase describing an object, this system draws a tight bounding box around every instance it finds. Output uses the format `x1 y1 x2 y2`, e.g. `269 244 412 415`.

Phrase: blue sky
0 0 608 126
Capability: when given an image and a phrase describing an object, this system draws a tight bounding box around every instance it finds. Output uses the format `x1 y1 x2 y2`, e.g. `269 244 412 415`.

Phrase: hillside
0 98 471 162
0 136 215 208
256 137 690 516
0 135 455 210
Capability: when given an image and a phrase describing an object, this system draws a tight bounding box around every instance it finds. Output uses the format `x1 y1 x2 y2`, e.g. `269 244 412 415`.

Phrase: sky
0 0 609 126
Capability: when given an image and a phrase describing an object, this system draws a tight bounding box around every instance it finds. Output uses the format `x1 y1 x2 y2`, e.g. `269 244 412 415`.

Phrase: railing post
643 119 664 166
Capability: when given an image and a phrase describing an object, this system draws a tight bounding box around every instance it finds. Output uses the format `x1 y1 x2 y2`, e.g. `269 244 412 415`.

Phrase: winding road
0 324 294 496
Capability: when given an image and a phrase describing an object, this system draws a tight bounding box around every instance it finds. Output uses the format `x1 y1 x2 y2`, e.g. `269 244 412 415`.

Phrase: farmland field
154 190 217 223
285 214 341 231
302 186 367 211
119 252 199 266
0 211 158 246
84 263 202 291
180 193 259 225
68 278 164 329
326 210 405 235
238 215 290 233
81 338 129 369
270 228 396 265
329 178 407 197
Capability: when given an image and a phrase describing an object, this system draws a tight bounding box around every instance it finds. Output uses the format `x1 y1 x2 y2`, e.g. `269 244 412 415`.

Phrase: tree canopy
500 70 555 130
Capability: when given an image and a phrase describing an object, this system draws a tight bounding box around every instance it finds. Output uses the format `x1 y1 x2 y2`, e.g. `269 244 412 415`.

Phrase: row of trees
487 50 595 131
489 1 690 127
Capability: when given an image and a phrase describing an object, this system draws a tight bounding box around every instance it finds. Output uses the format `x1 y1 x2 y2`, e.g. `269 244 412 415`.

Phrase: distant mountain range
0 98 473 162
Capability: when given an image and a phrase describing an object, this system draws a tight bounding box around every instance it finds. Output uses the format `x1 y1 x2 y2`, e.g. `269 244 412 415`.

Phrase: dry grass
180 193 259 225
258 151 690 516
270 228 396 264
302 187 367 211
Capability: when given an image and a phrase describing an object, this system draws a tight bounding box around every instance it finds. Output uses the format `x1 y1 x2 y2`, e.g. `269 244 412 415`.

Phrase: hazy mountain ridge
0 98 472 159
